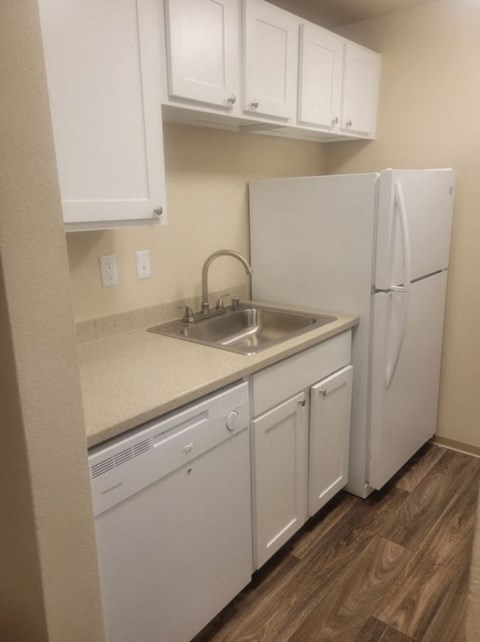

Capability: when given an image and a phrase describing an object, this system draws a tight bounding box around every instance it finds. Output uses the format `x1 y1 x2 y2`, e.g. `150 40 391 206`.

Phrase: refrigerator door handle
385 290 410 388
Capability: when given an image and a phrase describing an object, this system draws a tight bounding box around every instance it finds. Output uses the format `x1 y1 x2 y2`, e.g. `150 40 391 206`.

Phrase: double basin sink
148 303 337 355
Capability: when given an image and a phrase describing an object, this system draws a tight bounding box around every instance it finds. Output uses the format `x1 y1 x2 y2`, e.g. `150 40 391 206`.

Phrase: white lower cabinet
252 391 309 569
309 365 353 516
251 332 353 569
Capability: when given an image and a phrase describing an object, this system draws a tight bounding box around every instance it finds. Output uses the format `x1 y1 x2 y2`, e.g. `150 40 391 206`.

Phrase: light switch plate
99 255 118 287
136 250 151 280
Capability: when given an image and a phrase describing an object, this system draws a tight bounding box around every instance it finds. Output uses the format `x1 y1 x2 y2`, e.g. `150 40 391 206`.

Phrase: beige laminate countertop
79 303 359 448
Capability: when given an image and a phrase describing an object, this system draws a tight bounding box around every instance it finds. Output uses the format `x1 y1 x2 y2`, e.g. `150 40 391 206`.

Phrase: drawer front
251 331 351 417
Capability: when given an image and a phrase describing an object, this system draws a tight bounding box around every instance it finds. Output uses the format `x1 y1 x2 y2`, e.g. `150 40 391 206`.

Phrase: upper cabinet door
341 42 380 138
165 0 240 109
39 0 167 230
298 24 343 130
243 0 299 120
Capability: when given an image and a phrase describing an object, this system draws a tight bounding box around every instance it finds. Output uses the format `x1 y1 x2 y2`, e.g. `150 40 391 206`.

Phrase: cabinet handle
153 206 163 217
298 399 306 407
251 99 259 109
321 390 327 397
331 116 339 125
227 94 237 105
346 119 353 127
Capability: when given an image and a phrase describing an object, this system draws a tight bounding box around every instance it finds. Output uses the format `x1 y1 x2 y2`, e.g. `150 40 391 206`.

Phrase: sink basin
148 304 337 355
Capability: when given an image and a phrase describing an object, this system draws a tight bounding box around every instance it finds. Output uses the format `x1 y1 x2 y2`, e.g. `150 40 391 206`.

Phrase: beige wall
326 0 480 449
0 2 104 640
67 123 326 322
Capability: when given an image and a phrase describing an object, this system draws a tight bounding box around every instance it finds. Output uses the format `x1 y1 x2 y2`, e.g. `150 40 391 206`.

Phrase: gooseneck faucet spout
201 250 253 314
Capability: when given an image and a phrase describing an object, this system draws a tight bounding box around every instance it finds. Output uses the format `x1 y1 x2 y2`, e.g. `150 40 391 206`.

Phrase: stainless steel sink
148 304 337 355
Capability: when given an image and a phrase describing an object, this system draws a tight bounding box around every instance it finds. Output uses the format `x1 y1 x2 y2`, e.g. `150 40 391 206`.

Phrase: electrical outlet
99 255 118 287
136 250 151 280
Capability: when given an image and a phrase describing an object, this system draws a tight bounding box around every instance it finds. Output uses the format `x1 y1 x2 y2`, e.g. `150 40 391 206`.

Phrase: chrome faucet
201 250 253 314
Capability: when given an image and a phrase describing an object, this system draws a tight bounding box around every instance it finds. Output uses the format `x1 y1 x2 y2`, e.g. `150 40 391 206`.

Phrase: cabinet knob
321 390 327 397
251 99 259 109
331 116 339 125
298 399 306 407
346 119 353 128
227 94 237 105
153 206 163 217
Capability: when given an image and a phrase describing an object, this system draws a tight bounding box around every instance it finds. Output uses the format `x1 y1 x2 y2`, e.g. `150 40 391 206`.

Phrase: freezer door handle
393 181 412 291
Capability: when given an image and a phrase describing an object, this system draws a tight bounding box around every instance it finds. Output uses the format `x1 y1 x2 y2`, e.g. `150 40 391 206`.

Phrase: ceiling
269 0 434 27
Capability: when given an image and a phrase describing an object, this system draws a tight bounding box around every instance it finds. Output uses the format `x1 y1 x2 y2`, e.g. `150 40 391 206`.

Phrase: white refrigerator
249 169 455 498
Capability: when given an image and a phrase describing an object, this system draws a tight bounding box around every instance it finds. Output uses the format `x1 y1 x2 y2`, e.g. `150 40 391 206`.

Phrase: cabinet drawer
251 331 351 416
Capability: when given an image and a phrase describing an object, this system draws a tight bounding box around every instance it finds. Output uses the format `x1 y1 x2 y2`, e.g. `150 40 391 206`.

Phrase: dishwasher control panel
88 381 249 517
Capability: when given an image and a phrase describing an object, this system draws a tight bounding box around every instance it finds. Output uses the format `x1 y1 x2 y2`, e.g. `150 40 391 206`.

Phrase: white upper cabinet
243 0 299 120
341 42 380 138
298 24 343 130
164 0 241 109
39 0 167 230
162 0 381 140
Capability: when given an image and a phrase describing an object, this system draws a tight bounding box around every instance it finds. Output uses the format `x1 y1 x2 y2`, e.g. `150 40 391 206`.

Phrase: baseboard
432 436 480 459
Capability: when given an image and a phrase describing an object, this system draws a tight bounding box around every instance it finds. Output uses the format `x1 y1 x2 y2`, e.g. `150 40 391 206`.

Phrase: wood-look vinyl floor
194 444 480 642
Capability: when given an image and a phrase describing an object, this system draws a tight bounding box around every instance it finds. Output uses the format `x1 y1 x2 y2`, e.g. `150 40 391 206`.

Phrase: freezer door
368 271 448 490
375 169 455 290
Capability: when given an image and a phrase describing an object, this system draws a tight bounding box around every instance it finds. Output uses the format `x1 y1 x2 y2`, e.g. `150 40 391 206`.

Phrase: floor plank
355 616 413 641
380 449 480 551
375 463 480 639
287 537 412 642
421 557 469 642
392 443 446 493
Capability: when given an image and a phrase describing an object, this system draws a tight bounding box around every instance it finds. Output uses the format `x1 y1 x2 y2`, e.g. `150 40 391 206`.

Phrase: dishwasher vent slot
209 388 248 419
90 438 152 480
91 457 114 479
133 439 151 456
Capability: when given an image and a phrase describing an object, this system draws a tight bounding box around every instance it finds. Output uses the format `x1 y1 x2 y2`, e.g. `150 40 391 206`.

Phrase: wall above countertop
67 123 327 323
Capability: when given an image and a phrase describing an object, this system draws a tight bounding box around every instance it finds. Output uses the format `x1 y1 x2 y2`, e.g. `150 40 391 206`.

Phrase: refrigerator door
375 169 455 289
368 271 448 490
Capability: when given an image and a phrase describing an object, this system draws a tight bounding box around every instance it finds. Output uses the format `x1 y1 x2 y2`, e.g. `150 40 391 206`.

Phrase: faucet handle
178 305 194 324
231 296 241 310
215 293 230 310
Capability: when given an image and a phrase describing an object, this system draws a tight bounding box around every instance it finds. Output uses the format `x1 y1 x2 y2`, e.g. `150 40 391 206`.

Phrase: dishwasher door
89 381 252 642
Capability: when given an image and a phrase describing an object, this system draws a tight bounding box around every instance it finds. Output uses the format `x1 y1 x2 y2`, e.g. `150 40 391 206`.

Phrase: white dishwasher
88 381 252 642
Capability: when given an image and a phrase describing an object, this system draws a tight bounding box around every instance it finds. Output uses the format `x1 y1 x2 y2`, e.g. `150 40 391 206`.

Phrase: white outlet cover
99 255 118 287
136 250 151 280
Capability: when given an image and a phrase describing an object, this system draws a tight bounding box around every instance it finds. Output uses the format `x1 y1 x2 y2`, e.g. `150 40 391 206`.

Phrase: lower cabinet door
309 365 353 516
252 391 309 569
